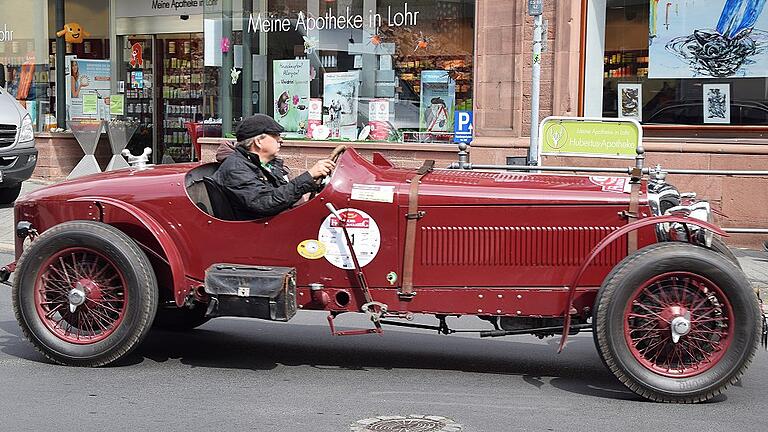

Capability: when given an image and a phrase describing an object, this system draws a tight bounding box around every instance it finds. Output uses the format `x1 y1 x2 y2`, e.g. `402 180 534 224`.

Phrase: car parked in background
0 86 38 203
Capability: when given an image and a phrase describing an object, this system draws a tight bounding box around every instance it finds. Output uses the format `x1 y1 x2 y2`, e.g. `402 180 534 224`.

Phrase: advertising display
306 98 323 139
272 59 310 135
323 71 360 140
419 70 456 134
368 99 390 141
66 58 111 120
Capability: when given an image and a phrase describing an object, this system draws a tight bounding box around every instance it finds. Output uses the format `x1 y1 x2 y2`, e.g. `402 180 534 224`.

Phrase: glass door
118 35 154 161
156 33 205 163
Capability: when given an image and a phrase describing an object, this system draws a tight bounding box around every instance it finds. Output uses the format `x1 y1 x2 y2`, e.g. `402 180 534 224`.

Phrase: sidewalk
0 181 766 298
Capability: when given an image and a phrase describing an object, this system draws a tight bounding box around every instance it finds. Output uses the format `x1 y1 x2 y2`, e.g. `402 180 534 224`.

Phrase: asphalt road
0 248 767 431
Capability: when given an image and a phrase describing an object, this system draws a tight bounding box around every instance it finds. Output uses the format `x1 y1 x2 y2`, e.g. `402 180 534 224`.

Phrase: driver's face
256 133 283 161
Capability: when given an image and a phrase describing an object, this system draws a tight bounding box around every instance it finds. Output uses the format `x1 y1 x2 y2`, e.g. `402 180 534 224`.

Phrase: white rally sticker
319 208 381 270
589 176 632 194
351 184 395 203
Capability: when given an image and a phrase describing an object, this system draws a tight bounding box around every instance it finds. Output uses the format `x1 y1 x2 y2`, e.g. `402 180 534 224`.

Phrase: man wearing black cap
212 114 335 220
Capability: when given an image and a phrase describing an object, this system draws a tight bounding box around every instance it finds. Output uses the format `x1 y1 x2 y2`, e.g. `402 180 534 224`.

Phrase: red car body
14 149 656 317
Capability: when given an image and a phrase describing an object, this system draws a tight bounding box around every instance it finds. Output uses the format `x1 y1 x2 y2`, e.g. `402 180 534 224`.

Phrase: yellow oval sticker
297 239 327 260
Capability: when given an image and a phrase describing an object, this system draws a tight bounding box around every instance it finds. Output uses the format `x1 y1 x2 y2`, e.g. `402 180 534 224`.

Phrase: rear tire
13 221 158 367
0 183 22 204
593 242 760 403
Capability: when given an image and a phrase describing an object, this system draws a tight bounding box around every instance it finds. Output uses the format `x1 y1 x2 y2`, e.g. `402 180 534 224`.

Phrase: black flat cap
235 114 285 142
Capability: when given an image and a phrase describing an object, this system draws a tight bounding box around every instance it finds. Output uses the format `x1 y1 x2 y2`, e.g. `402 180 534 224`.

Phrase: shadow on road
0 320 48 363
1 316 733 403
128 318 644 402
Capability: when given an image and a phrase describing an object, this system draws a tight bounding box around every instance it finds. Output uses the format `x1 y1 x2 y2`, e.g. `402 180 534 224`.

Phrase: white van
0 86 38 204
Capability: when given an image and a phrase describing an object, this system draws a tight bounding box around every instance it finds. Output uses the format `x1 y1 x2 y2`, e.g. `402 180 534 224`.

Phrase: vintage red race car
2 145 762 403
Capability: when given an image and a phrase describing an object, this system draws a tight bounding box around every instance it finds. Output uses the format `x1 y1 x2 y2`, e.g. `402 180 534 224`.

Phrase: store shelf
604 49 649 78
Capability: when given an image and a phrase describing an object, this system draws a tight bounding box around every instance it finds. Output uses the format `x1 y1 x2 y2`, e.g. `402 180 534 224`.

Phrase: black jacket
211 146 317 220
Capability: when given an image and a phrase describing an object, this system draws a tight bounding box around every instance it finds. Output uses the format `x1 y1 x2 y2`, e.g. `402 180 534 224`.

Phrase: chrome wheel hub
671 312 691 343
67 284 87 313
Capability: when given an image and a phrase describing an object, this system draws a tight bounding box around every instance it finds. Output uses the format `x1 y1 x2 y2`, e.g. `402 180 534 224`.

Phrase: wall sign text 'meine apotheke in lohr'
0 24 13 42
248 3 419 33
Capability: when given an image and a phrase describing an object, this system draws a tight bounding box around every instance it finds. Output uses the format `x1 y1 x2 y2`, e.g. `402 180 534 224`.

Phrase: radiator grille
420 226 624 267
426 171 592 187
0 124 17 148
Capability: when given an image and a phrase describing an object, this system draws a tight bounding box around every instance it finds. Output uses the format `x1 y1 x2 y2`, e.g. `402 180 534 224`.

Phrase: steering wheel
309 145 347 200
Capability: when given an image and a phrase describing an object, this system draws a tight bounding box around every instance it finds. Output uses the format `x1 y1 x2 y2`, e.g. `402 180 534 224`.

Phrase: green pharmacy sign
538 117 642 160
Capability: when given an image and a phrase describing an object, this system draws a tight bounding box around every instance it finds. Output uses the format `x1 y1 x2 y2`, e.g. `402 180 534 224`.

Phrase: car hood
414 169 641 206
0 87 24 124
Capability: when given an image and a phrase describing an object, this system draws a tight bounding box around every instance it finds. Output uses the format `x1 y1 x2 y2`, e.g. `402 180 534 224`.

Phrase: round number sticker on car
297 239 327 260
318 208 381 270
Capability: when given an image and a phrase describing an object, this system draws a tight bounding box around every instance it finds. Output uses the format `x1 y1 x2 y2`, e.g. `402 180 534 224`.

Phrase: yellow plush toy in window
56 23 90 44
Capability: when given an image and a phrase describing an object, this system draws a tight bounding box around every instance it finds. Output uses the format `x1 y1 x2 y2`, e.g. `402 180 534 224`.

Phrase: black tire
593 242 760 403
0 183 22 204
709 236 741 269
13 221 158 367
153 303 211 331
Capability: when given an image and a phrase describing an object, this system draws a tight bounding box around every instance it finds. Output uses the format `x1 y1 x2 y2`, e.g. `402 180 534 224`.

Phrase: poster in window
273 60 310 135
419 71 456 135
703 83 731 124
617 83 643 121
323 71 360 140
649 0 768 78
66 58 111 120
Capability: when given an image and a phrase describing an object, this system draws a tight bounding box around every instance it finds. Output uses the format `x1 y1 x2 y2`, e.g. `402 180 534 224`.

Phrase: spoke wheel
624 272 733 378
593 242 760 403
14 221 158 367
34 248 129 344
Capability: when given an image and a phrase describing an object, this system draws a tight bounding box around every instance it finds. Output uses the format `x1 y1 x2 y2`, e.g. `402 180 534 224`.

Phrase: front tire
13 221 158 367
593 242 760 403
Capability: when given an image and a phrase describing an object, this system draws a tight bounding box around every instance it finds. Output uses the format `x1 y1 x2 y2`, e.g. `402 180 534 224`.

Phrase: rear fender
69 197 192 306
559 215 728 351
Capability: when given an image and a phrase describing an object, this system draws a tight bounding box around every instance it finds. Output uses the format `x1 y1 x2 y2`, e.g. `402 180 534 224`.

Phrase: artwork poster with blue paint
649 0 768 78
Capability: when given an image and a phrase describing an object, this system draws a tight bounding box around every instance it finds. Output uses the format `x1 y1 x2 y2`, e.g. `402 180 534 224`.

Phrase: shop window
0 1 52 132
586 0 768 126
204 0 475 143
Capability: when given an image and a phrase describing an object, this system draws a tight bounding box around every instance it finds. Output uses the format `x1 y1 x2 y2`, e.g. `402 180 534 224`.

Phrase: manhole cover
350 415 462 432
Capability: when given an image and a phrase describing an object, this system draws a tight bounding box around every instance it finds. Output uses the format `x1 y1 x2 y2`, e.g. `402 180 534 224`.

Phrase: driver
212 114 335 220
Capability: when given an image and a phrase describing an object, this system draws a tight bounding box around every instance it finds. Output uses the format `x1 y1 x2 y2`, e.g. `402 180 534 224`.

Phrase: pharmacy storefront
201 0 475 147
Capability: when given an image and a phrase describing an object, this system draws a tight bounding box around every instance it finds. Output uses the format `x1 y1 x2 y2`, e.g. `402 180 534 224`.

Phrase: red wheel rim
623 272 734 378
33 248 128 344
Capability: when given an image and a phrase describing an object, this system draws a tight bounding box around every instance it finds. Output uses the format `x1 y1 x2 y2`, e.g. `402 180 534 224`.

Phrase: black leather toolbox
204 264 297 321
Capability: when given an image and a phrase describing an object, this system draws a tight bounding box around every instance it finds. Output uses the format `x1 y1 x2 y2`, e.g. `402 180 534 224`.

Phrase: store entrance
119 33 208 164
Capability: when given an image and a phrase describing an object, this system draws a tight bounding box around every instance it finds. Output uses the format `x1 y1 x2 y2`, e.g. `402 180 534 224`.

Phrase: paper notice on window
351 184 395 203
110 94 125 116
82 94 98 115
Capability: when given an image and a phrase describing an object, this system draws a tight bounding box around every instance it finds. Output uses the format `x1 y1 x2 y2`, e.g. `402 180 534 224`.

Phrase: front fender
559 215 728 351
69 197 192 306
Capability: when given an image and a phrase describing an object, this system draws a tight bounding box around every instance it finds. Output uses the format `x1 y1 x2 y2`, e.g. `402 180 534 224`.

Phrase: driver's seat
201 176 236 220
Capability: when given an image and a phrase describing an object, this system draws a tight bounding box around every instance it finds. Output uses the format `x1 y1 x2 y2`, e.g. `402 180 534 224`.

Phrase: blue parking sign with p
454 110 473 144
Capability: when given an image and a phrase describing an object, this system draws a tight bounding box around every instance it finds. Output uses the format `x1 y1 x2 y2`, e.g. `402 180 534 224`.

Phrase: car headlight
18 115 35 143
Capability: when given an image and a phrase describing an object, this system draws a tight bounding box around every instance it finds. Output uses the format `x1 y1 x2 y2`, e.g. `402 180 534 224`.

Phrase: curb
0 243 14 253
